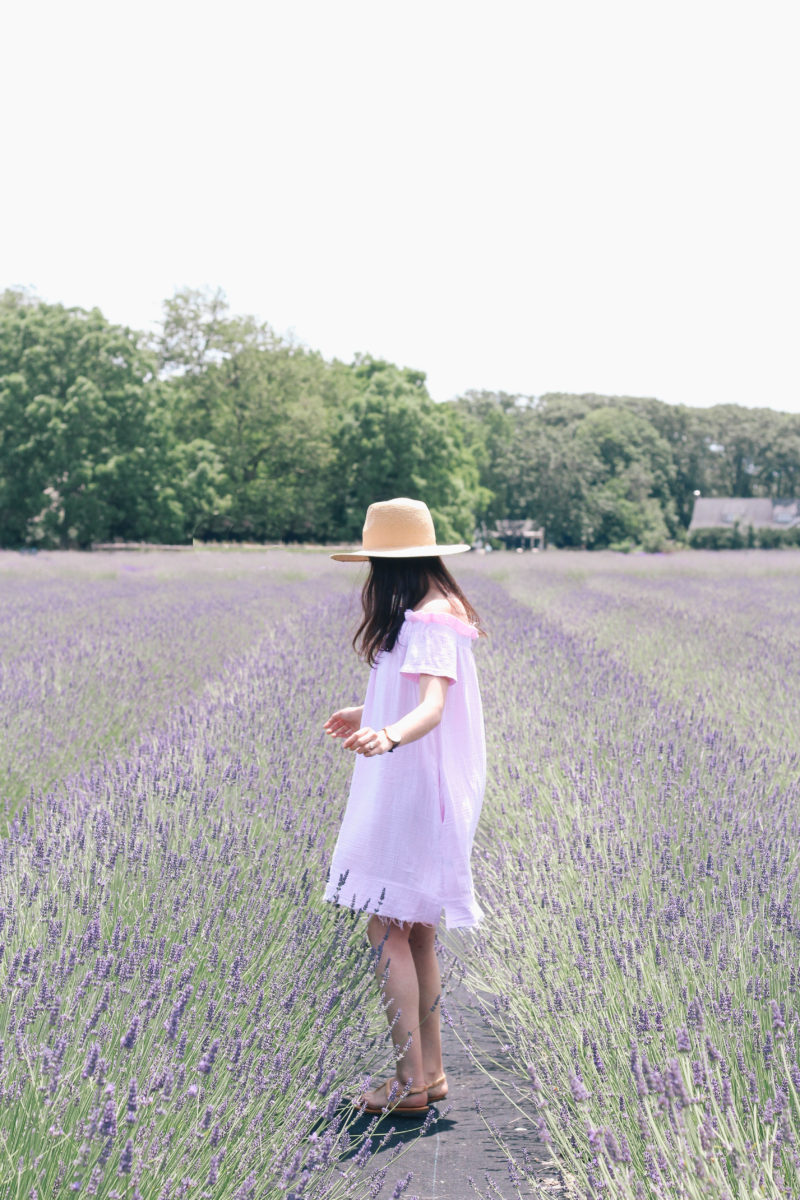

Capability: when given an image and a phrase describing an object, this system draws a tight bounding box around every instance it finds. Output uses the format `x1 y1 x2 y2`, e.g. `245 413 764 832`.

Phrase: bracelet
382 726 401 753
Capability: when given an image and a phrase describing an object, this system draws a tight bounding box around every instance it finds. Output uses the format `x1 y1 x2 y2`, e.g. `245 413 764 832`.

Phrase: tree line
2 286 799 551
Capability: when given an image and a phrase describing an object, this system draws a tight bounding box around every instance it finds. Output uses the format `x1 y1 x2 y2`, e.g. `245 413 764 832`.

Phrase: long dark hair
353 557 484 667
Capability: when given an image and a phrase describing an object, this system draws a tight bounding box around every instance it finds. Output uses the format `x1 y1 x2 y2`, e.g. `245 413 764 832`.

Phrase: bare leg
408 922 445 1085
360 915 426 1108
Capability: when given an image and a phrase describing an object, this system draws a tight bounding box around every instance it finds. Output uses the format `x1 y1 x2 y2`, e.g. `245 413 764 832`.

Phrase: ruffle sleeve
399 615 460 685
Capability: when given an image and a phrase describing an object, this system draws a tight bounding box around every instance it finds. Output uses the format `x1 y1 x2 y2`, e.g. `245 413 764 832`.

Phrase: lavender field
1 548 799 1200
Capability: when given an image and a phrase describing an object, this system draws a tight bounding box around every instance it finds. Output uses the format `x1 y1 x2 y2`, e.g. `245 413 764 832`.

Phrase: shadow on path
344 969 567 1200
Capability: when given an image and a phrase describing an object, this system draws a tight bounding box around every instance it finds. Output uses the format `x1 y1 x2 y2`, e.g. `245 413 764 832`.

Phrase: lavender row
481 549 800 750
0 587 412 1200
0 549 349 814
448 575 800 1199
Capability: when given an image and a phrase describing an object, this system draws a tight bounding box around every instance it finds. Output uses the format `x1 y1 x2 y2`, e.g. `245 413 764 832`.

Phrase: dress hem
323 890 483 931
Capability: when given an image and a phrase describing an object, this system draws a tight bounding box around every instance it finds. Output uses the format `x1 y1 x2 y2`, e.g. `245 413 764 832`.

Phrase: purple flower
705 1037 723 1065
687 997 704 1030
603 1127 623 1162
86 1166 103 1196
81 1043 99 1079
121 1016 139 1050
591 1042 606 1078
643 1147 659 1184
198 1037 220 1075
641 1054 663 1094
666 1059 690 1108
721 1073 733 1111
99 1098 117 1139
770 1000 785 1032
163 985 193 1041
763 1031 774 1068
208 1153 224 1187
118 1139 133 1175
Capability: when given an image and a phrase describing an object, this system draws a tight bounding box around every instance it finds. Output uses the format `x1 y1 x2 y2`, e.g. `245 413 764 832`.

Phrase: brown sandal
355 1075 430 1116
426 1072 448 1102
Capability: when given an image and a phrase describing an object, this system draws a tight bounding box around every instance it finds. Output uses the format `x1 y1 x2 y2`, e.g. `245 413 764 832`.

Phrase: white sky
2 0 798 412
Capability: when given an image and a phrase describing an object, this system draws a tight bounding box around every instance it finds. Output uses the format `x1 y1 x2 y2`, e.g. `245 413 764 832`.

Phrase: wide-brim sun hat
330 497 471 561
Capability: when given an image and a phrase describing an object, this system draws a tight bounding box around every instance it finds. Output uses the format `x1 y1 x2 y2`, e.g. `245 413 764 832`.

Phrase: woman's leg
363 914 426 1101
408 922 445 1084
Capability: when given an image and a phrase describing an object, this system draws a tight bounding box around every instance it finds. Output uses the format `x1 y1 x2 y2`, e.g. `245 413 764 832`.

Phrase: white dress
323 608 486 929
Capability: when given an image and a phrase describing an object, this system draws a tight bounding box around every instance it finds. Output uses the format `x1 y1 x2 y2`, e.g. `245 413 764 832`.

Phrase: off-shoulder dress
323 608 486 929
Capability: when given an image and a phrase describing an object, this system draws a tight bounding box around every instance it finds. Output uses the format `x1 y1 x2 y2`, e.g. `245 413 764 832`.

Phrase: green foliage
754 525 800 548
575 407 677 549
690 523 800 550
4 286 800 552
152 296 489 544
332 356 487 543
454 390 800 552
0 291 225 548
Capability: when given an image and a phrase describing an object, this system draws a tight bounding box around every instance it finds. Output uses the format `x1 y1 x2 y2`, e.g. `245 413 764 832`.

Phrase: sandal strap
382 1076 429 1098
426 1073 446 1089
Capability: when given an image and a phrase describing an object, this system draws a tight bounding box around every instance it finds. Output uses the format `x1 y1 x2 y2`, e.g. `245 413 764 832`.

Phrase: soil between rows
345 968 569 1200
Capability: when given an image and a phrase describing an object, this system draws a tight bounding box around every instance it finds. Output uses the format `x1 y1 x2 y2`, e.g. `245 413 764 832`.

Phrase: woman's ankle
396 1066 425 1088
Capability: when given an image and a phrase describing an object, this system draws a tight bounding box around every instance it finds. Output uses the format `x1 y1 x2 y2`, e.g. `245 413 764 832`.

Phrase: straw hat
330 497 471 561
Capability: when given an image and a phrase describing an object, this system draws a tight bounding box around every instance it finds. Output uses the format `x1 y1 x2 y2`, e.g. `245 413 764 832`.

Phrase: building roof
688 497 796 530
491 519 544 536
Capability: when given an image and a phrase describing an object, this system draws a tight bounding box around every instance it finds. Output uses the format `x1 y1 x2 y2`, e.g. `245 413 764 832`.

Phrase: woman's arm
342 674 448 756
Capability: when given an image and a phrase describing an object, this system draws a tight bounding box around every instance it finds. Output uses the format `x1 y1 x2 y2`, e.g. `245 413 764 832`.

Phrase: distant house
689 497 800 531
483 518 545 550
773 500 800 527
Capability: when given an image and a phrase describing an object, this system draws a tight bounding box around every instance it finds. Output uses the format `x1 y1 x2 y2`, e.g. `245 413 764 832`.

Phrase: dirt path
346 971 567 1200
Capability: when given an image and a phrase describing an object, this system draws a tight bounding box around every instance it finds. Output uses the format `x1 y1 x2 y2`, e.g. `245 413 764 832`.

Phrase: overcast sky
2 0 798 412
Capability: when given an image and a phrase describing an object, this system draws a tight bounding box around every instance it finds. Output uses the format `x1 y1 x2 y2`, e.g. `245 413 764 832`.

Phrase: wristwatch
382 726 401 753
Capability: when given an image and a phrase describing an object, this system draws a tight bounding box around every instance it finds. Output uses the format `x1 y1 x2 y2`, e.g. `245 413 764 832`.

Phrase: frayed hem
369 914 438 931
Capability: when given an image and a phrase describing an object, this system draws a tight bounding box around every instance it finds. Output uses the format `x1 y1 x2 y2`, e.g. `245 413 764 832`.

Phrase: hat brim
330 543 471 562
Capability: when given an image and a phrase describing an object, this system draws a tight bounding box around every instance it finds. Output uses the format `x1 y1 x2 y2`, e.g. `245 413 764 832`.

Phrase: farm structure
689 497 800 531
477 518 546 550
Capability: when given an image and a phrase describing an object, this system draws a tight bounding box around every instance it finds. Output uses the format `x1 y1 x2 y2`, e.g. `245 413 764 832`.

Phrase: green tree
155 288 346 541
571 407 676 548
692 405 797 500
525 422 602 547
332 357 488 543
757 422 800 497
156 285 274 376
453 390 525 523
8 283 798 554
0 290 224 547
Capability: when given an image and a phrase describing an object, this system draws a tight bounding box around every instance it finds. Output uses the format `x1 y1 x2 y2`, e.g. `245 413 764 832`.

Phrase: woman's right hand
324 706 364 739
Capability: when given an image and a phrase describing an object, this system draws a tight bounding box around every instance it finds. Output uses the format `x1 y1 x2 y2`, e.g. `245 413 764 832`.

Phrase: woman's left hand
342 726 391 756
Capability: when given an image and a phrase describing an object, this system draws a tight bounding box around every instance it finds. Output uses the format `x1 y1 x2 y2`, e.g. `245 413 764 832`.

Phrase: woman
323 497 486 1115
